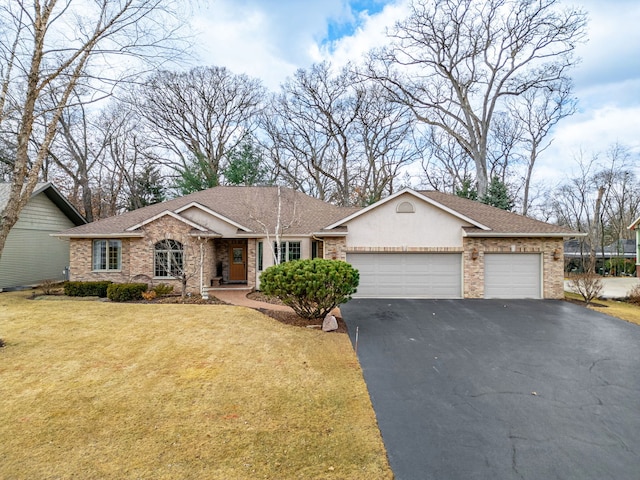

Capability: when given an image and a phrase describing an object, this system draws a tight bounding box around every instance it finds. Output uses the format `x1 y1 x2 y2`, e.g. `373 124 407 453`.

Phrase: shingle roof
418 190 578 236
57 186 358 237
0 182 86 226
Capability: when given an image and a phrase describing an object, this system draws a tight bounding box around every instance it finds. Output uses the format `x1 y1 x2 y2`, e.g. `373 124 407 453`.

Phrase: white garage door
347 253 462 299
484 253 541 299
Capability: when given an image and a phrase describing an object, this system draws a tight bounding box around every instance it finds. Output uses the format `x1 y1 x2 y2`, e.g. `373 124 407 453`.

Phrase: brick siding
463 237 564 299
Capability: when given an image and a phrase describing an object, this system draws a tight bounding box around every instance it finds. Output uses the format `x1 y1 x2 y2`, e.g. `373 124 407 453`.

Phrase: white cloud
315 1 410 67
191 0 352 88
535 104 640 185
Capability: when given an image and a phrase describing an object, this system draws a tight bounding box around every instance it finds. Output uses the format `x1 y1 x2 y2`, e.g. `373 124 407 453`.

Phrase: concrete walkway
208 289 294 312
565 276 640 299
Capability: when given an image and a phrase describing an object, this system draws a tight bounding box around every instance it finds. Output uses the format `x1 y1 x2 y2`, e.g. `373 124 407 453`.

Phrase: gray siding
0 193 75 289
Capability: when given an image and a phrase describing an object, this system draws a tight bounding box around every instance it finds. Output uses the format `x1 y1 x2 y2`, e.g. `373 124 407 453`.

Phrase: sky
190 0 640 187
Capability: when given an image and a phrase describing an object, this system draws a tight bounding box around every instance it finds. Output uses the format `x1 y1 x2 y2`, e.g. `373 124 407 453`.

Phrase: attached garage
347 253 462 299
484 253 542 299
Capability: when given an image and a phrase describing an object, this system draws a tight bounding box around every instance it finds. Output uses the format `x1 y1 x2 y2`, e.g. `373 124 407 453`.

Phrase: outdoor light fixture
471 248 479 260
553 248 561 261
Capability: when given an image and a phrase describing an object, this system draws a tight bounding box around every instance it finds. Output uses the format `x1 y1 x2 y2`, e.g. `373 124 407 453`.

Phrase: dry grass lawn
565 291 640 326
0 292 392 479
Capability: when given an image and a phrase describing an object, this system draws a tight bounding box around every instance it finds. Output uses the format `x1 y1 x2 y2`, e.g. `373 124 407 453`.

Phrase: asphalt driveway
341 299 640 480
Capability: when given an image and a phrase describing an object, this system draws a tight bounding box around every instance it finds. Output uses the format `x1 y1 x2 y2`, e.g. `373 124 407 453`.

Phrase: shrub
569 272 603 305
260 259 359 320
627 284 640 305
153 283 174 296
107 283 148 302
64 281 112 298
141 290 157 301
39 279 60 295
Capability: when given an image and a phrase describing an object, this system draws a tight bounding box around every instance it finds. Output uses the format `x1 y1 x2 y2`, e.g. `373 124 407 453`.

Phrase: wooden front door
229 242 247 282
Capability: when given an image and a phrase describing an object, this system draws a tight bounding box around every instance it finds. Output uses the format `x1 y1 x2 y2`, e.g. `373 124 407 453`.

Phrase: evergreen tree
223 140 268 186
455 177 478 200
174 153 218 195
481 177 514 211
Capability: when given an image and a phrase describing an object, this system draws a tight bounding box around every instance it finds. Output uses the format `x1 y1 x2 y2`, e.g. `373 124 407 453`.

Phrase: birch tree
0 0 187 259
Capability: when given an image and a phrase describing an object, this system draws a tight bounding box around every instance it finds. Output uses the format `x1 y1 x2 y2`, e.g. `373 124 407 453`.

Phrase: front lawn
0 292 391 479
565 291 640 326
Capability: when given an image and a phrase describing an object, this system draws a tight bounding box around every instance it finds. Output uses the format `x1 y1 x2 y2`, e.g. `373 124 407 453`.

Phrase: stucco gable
325 188 488 231
341 192 475 248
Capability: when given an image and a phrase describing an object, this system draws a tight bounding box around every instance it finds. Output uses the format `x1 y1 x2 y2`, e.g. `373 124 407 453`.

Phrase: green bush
107 283 148 302
260 259 359 320
64 281 112 298
153 283 174 296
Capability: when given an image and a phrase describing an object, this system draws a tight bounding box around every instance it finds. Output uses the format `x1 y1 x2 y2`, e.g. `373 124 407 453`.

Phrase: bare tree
367 0 586 197
265 63 418 206
548 145 640 274
263 63 357 206
135 66 265 190
351 82 419 205
419 126 475 193
0 0 188 260
45 93 106 221
509 83 577 215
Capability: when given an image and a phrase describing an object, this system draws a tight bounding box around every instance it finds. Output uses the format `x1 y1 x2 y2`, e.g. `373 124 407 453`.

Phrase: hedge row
64 281 112 297
63 281 149 301
106 283 148 302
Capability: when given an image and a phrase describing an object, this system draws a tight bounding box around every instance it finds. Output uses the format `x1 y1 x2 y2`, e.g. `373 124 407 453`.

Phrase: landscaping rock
322 314 338 332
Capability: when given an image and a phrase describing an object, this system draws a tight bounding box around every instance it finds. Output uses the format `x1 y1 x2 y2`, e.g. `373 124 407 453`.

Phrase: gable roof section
55 186 357 238
324 188 490 230
174 202 251 232
0 182 86 226
419 191 579 237
126 210 210 233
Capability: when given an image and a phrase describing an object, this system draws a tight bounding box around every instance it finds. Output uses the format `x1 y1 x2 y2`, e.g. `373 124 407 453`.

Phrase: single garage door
347 253 462 298
484 253 541 299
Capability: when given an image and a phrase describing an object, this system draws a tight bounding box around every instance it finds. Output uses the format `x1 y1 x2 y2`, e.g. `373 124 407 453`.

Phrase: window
93 240 121 271
311 241 318 259
258 241 264 271
273 241 301 263
154 239 184 277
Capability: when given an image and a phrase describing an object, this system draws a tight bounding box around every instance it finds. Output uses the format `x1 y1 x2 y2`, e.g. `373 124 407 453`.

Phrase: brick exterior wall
463 237 564 299
69 215 218 294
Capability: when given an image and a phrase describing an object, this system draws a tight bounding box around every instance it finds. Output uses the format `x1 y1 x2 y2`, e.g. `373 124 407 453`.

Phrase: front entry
229 241 248 282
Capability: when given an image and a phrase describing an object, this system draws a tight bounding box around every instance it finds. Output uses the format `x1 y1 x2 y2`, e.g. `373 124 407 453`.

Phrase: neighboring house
54 186 579 299
564 238 636 276
0 182 86 291
627 217 640 277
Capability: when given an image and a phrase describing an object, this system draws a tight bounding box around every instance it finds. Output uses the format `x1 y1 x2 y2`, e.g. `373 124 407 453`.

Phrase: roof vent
396 201 415 213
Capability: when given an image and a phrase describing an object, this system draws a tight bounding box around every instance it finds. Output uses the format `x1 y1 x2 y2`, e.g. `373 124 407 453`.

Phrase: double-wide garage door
347 253 462 299
348 252 542 299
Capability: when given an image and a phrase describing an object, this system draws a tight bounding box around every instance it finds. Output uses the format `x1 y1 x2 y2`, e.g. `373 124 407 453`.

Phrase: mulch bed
255 308 348 333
